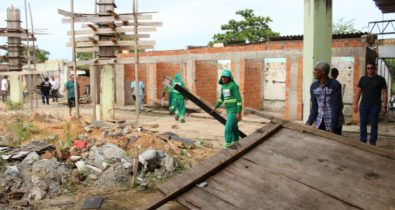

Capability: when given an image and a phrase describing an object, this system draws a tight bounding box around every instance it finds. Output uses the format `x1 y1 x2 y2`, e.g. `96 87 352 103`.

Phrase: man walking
306 62 343 134
40 77 52 105
212 70 242 148
171 73 186 123
65 74 79 116
131 79 145 112
50 76 59 102
353 62 388 145
1 76 9 102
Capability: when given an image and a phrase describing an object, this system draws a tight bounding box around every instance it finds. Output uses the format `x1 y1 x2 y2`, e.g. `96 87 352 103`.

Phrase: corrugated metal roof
373 0 395 14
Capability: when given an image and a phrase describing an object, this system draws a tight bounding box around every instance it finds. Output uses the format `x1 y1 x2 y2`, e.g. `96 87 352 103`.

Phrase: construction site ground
0 99 394 210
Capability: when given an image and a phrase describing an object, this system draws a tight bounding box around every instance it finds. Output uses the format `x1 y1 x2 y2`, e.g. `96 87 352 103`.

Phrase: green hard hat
221 70 232 77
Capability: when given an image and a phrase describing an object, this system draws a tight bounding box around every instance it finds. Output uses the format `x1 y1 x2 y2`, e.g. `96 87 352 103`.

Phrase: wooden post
24 0 33 111
133 0 140 121
71 0 80 118
28 4 38 109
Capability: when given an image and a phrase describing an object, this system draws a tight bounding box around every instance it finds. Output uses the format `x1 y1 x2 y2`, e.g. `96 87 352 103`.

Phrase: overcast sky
0 0 394 60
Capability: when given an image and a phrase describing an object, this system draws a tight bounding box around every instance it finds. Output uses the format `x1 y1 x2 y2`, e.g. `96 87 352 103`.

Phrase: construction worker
212 70 242 148
162 77 174 114
172 73 186 123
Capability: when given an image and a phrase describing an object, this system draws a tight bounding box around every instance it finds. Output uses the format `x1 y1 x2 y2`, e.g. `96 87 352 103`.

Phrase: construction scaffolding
58 0 161 120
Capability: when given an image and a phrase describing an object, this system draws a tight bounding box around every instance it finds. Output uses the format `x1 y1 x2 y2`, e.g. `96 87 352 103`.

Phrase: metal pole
71 0 80 118
133 0 140 121
28 3 38 108
24 0 33 111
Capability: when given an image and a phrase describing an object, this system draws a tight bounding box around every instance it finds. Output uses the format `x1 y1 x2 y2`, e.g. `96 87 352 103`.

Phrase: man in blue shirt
306 62 343 134
131 79 145 112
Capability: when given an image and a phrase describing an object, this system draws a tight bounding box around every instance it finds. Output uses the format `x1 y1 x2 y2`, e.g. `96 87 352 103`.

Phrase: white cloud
1 0 394 60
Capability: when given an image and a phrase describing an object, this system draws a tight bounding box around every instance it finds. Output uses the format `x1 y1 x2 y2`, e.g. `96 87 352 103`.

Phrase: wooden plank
75 47 99 53
82 22 162 28
243 128 395 210
61 14 153 24
187 159 358 210
67 27 157 36
144 122 282 210
74 57 155 65
177 187 239 210
67 40 155 47
245 108 395 160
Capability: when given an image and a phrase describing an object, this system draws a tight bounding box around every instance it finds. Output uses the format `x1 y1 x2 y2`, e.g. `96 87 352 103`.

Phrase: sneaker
180 119 185 123
175 116 179 121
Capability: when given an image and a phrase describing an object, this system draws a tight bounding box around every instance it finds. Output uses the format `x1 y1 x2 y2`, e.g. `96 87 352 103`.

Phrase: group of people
39 76 60 105
307 61 388 146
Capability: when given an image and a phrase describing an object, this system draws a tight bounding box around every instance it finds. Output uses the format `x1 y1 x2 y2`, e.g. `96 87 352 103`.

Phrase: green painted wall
302 0 333 121
100 65 115 120
9 75 23 105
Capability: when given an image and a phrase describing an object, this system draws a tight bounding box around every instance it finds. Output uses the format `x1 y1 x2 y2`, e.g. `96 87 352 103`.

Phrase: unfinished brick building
115 33 379 122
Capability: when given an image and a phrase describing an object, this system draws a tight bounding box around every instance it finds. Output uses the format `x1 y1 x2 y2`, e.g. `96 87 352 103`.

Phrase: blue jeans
133 95 143 111
359 106 380 145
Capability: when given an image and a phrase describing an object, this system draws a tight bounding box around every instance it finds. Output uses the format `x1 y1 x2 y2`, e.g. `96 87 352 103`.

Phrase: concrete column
7 6 23 105
302 0 332 121
115 64 125 106
98 0 115 119
100 65 115 120
9 75 23 104
146 63 156 105
186 59 195 90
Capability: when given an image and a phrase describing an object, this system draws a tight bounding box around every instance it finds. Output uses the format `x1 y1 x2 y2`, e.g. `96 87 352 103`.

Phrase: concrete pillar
146 63 156 105
302 0 332 121
115 64 125 106
100 65 115 120
9 75 23 104
186 59 195 90
98 0 115 119
7 6 24 105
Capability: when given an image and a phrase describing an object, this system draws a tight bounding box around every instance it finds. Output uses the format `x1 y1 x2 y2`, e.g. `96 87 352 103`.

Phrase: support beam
9 75 23 104
302 0 332 121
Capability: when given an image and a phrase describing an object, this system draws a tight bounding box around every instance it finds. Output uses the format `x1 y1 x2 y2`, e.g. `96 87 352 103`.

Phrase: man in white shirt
49 76 60 102
1 76 9 102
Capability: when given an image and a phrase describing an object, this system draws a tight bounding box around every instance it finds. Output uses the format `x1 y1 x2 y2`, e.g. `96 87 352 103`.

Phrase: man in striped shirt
306 62 343 134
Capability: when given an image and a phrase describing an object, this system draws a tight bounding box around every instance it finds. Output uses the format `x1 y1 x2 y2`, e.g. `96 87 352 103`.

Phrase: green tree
209 9 280 46
23 46 50 63
332 18 361 34
77 52 93 61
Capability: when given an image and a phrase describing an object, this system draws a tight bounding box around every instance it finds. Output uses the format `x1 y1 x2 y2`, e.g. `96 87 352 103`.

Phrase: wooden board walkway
143 110 395 210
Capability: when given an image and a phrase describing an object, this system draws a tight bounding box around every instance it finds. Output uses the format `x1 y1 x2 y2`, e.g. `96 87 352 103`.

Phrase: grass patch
5 101 22 110
4 114 35 146
0 152 7 173
60 122 74 149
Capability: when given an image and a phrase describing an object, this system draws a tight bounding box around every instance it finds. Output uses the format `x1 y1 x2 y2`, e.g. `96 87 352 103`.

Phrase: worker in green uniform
162 82 174 114
172 73 186 123
212 70 242 148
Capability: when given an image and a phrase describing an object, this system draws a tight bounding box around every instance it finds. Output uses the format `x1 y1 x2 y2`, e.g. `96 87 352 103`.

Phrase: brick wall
244 59 262 110
195 60 218 105
156 62 180 100
124 64 148 105
77 76 90 96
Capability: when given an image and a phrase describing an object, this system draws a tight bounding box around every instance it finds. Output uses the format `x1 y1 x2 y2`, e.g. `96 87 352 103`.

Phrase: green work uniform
215 70 242 148
172 73 186 122
162 85 174 113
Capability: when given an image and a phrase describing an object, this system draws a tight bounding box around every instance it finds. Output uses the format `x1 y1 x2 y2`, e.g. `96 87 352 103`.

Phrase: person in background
1 76 9 102
65 74 80 116
40 77 52 105
306 62 343 135
162 77 174 114
330 67 345 135
172 73 186 123
131 79 145 112
50 76 59 102
353 62 388 146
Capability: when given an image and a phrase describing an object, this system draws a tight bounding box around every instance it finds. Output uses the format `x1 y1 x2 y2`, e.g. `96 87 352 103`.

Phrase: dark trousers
42 92 50 104
360 106 380 145
319 121 342 135
2 91 7 102
51 89 58 102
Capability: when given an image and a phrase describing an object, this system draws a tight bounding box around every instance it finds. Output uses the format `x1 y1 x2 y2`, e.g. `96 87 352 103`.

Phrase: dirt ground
1 99 394 209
